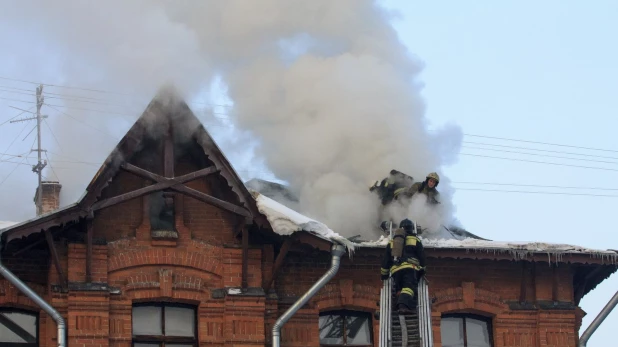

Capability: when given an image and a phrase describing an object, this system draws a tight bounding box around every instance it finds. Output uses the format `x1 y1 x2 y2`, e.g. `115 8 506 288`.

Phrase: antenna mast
10 84 48 215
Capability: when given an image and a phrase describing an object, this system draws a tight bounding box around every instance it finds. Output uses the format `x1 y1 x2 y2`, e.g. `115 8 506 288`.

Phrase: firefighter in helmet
395 172 440 204
380 218 427 313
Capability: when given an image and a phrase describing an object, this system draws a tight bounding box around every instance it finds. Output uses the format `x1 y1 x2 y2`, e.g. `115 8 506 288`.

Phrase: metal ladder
379 277 432 347
378 219 433 347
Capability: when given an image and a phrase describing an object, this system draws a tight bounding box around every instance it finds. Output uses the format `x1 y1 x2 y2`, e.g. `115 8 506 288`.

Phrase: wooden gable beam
44 229 67 291
262 237 294 293
552 264 559 302
120 162 251 217
242 225 249 289
86 219 93 283
519 261 528 303
91 166 219 211
173 185 252 218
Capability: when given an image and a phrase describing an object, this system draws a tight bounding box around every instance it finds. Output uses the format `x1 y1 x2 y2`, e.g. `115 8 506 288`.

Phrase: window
441 314 493 347
132 303 197 347
0 309 38 347
319 310 373 346
149 191 175 231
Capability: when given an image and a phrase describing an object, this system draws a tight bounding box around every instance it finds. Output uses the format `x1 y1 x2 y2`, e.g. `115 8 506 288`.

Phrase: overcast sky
0 1 616 345
381 1 618 345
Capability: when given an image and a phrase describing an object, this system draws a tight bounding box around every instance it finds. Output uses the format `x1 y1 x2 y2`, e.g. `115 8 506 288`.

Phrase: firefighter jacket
380 233 426 279
395 181 440 204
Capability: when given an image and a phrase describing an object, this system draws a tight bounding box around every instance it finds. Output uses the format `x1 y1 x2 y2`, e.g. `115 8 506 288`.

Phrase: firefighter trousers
393 269 418 310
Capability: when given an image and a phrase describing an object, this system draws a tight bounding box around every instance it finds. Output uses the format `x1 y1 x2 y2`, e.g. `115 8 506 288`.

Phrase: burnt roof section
1 86 267 245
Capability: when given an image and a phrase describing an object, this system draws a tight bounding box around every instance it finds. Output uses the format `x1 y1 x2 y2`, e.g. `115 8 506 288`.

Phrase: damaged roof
1 88 616 269
250 187 618 264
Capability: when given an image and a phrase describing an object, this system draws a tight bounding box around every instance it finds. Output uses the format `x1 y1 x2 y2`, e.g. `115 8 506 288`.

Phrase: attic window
149 191 176 235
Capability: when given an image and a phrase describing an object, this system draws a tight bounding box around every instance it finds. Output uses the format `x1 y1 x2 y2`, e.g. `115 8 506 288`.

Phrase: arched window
0 308 39 347
319 310 373 346
441 314 493 347
132 303 197 346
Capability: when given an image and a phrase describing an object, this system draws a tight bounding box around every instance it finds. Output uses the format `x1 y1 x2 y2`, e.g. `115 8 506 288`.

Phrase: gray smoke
0 0 463 238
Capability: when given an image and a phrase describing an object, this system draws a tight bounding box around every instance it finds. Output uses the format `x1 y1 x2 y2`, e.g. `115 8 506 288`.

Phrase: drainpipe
579 290 618 347
272 243 346 347
0 244 66 347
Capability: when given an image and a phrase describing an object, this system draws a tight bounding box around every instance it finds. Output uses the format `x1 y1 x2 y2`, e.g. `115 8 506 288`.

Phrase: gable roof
0 87 268 245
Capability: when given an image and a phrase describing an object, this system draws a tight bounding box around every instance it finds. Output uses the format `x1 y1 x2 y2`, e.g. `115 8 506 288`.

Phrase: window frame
0 307 39 347
441 313 494 347
318 309 373 347
148 191 177 232
131 302 198 347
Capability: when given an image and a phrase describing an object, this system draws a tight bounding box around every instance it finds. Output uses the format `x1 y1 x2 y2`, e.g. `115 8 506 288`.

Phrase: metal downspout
272 243 346 347
579 290 618 347
0 244 66 347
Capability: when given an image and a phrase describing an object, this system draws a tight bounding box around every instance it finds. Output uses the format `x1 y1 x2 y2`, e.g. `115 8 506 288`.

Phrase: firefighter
369 170 414 205
380 218 426 313
395 172 440 204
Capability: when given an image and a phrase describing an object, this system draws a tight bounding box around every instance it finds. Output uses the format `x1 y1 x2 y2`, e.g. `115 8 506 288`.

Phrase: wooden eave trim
426 248 618 265
294 231 334 252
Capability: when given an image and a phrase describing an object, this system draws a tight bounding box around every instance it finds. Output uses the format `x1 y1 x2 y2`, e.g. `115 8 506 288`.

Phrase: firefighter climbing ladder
378 222 433 347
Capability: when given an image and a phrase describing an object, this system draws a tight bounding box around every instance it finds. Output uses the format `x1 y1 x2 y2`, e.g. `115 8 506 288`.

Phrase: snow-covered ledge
248 190 618 264
250 191 356 250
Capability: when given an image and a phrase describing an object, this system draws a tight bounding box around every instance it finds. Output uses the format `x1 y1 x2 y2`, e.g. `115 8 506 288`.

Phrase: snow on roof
358 235 618 264
0 221 18 235
250 190 356 250
248 189 618 263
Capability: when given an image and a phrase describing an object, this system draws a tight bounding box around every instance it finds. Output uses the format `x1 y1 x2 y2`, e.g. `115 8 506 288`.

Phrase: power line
0 78 234 108
44 152 60 181
463 141 618 161
0 157 100 166
46 104 121 140
0 105 36 127
453 187 618 198
0 121 30 163
0 156 28 187
0 76 130 95
460 153 618 172
465 133 618 154
453 181 618 191
0 136 36 188
462 145 618 165
43 118 62 152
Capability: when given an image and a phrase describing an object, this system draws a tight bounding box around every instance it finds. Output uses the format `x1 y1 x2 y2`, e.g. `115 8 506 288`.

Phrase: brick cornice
108 248 222 277
432 282 507 315
313 279 380 312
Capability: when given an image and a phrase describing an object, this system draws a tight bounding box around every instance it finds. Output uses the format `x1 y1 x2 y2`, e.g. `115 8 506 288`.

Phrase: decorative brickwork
0 97 612 347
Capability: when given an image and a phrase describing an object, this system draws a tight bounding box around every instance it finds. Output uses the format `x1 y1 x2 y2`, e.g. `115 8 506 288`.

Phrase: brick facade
1 95 613 347
0 188 606 347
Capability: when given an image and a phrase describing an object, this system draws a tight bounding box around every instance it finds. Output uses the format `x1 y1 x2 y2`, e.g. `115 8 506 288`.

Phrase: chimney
34 181 62 215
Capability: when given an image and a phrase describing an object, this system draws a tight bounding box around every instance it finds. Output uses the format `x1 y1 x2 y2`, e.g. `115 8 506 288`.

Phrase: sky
0 1 617 345
380 1 618 345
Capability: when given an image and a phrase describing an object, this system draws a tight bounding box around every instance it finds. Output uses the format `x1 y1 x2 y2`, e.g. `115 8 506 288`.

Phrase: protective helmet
399 218 416 234
426 172 440 186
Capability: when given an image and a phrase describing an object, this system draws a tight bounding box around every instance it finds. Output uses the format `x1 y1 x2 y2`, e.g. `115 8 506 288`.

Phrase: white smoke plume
0 0 463 239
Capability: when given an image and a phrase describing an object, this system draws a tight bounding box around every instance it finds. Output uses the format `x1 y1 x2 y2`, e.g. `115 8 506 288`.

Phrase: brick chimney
34 181 62 215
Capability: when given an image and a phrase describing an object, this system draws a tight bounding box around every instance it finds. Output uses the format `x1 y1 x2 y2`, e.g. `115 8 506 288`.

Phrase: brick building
0 91 616 347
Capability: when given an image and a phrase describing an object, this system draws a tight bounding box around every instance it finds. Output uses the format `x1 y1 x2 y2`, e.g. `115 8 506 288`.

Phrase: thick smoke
0 0 462 238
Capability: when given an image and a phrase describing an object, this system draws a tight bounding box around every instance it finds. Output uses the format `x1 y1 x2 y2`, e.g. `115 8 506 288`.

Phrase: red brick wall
0 161 588 347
